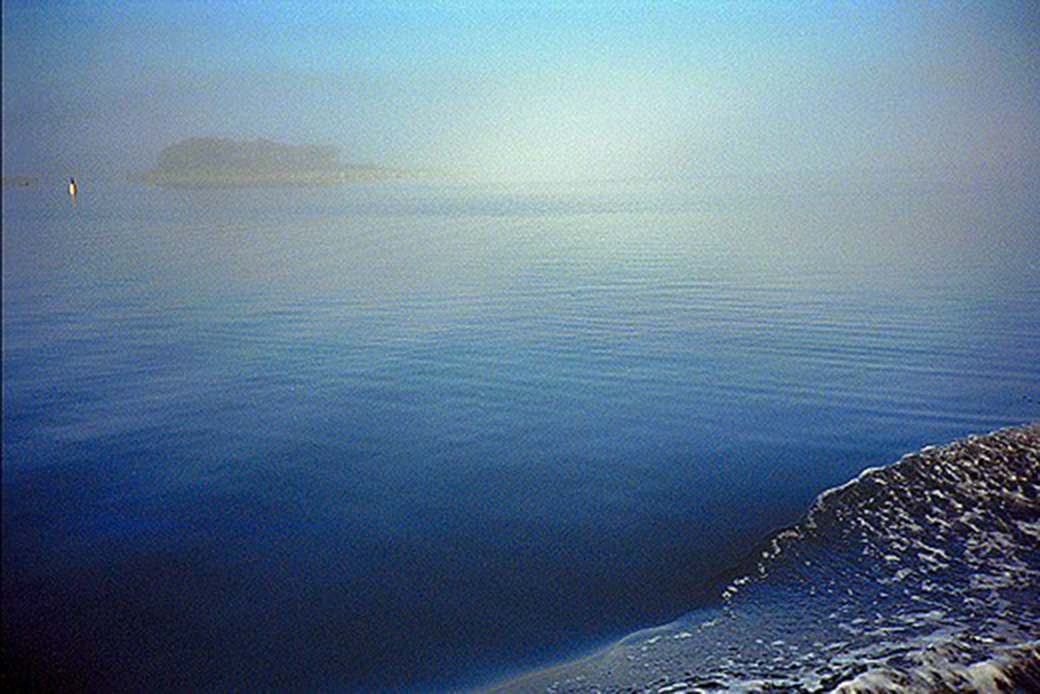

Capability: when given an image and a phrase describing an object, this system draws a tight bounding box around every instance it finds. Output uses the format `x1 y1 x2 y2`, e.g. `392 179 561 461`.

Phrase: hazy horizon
3 2 1039 183
4 4 1040 691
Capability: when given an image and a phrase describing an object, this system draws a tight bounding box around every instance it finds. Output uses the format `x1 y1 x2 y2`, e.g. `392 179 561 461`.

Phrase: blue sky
3 1 1038 181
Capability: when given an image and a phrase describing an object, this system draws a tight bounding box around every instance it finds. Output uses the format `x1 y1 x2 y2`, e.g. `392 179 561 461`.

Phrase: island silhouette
134 137 405 188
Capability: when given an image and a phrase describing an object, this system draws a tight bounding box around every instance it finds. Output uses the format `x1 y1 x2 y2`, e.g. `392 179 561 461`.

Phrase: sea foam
483 423 1040 693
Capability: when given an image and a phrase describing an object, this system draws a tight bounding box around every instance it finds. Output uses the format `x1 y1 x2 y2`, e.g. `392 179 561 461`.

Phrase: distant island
133 137 409 188
1 174 40 187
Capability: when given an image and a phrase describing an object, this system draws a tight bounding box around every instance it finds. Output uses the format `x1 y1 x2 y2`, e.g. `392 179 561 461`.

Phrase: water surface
3 171 1038 692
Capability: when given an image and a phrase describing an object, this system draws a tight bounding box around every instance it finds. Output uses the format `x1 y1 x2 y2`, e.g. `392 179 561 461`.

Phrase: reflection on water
3 171 1039 692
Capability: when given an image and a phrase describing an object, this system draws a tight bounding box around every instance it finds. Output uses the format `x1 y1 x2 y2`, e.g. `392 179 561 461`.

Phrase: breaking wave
485 423 1040 693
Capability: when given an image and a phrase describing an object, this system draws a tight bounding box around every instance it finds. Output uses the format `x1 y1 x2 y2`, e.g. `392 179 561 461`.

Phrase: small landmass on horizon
133 137 413 188
1 174 41 187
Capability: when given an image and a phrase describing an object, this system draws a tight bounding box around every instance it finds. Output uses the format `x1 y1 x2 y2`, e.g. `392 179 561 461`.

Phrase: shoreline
129 169 410 189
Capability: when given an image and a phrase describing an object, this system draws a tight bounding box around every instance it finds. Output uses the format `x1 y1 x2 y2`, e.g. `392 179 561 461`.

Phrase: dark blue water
3 171 1039 692
497 424 1040 693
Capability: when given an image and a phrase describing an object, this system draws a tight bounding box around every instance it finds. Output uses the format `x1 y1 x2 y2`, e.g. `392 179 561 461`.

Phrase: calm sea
3 170 1038 692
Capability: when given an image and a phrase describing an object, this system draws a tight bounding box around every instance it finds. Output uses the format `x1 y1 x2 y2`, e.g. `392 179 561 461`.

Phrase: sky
2 1 1038 182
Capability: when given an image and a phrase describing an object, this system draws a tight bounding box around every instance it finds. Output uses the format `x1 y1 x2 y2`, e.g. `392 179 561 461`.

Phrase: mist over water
3 1 1040 691
4 3 1038 182
4 170 1039 691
